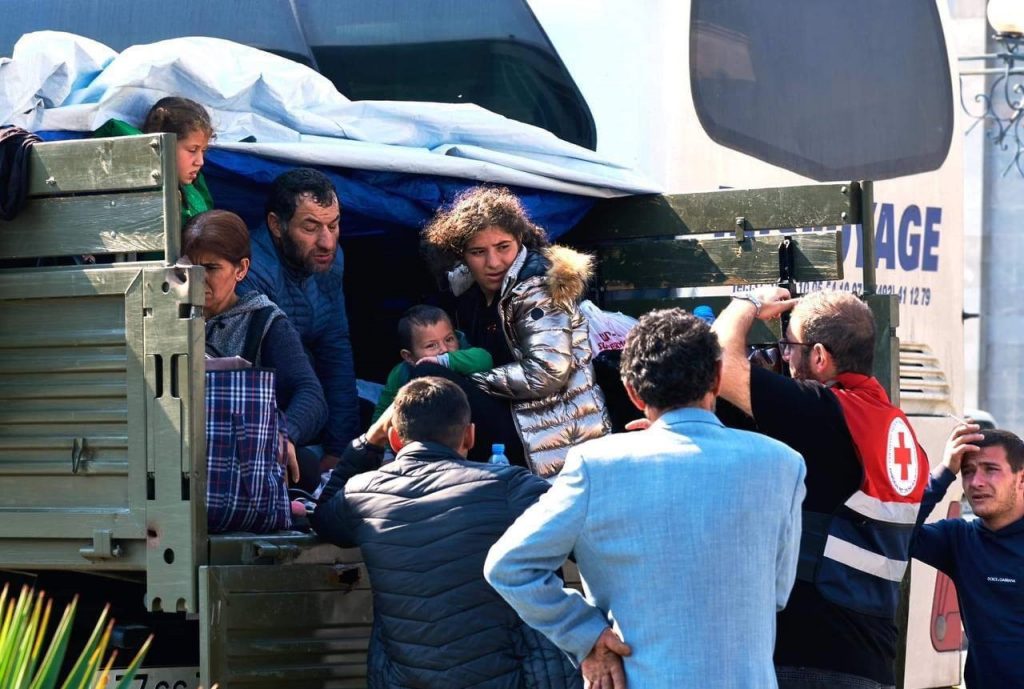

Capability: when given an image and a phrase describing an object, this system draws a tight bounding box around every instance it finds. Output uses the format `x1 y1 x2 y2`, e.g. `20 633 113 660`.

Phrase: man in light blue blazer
485 308 807 689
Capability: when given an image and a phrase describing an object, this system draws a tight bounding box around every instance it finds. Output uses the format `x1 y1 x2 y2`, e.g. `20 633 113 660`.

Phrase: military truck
0 131 895 687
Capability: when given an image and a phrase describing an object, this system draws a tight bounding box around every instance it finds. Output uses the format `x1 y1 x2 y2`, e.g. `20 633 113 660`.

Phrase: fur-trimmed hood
536 245 594 311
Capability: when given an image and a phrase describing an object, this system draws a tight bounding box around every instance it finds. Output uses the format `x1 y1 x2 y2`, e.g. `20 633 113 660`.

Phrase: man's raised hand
751 286 799 321
366 403 394 448
943 421 984 476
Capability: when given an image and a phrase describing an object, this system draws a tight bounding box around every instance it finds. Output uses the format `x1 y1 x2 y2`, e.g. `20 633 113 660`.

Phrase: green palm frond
112 635 152 689
0 584 152 689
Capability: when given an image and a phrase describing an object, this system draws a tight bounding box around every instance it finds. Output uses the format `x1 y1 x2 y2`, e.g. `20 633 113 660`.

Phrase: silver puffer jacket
463 245 610 477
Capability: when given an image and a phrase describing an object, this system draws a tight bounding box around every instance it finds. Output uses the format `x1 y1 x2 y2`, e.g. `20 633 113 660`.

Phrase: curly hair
142 97 213 139
620 308 721 410
421 186 549 275
792 290 875 375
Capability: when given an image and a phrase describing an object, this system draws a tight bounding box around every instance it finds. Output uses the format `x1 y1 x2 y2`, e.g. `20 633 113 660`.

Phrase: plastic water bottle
488 443 510 466
693 304 716 325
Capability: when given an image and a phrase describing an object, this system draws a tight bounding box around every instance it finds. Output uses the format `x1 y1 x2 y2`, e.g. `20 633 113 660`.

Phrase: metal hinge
246 540 302 563
80 529 123 561
735 216 749 242
71 437 90 474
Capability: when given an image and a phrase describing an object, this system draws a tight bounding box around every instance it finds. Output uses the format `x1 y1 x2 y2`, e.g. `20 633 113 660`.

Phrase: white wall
949 0 987 413
950 0 1024 434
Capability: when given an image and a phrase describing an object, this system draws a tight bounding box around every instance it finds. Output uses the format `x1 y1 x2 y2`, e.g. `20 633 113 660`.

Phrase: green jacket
371 340 493 422
94 118 214 227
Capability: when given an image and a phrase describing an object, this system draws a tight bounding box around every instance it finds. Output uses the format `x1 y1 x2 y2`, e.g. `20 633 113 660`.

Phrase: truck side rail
564 181 899 400
1 134 181 262
0 134 207 613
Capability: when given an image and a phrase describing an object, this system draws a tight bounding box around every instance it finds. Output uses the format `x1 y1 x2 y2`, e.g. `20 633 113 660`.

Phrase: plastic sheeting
1 32 659 202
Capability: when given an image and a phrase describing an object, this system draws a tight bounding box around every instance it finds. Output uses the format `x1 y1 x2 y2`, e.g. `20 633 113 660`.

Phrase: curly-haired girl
421 186 609 476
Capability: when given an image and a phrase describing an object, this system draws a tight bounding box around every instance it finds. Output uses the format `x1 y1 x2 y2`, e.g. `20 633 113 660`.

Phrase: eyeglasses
777 339 816 356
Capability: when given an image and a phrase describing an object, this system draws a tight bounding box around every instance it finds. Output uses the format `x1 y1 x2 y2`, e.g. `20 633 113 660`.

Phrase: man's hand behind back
582 628 632 689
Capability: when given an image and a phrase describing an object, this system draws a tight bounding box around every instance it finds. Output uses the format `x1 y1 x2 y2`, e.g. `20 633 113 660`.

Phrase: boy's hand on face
415 356 440 366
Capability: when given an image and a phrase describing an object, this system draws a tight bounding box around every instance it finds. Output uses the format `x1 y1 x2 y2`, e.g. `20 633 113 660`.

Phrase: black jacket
312 438 581 689
0 126 41 221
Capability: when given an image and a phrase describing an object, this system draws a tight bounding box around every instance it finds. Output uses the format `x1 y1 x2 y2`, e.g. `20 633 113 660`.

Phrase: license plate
97 667 200 689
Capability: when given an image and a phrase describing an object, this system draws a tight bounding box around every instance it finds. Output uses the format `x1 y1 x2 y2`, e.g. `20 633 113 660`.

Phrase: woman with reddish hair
184 209 327 489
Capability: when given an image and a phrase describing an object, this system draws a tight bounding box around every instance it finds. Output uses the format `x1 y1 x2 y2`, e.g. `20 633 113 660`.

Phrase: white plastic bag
579 300 639 354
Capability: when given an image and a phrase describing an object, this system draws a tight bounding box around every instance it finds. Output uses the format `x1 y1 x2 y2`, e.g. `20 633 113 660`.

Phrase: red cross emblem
894 432 913 482
887 418 919 496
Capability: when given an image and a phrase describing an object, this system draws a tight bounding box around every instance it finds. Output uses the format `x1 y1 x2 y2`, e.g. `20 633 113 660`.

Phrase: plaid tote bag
205 366 291 533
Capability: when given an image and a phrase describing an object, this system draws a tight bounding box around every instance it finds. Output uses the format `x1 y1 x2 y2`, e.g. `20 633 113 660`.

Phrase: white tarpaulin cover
0 31 659 197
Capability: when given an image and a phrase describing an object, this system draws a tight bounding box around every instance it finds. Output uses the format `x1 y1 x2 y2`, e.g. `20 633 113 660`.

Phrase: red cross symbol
894 432 913 481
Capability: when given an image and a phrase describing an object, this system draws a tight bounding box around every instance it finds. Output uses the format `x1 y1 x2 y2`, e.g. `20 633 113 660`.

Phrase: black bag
591 349 644 433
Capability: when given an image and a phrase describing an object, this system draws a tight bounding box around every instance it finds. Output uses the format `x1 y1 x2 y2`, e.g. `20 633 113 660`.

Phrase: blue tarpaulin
36 130 595 239
202 148 596 240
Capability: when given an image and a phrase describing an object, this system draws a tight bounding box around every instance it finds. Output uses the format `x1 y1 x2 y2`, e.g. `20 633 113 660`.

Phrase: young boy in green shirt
371 305 493 422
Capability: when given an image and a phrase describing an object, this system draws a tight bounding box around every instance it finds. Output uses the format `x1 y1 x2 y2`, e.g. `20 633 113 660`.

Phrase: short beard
789 356 813 381
279 230 327 274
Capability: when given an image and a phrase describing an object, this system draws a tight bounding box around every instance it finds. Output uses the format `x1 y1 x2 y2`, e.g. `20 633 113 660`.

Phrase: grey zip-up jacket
312 439 582 689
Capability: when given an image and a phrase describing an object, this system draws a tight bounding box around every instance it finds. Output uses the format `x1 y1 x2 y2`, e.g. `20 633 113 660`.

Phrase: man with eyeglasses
713 288 929 689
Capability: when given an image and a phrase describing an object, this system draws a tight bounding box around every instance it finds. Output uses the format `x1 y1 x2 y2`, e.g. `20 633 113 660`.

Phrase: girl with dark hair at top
95 96 215 227
183 209 327 491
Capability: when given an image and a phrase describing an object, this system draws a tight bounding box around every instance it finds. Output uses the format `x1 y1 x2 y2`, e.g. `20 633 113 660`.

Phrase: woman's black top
455 283 514 366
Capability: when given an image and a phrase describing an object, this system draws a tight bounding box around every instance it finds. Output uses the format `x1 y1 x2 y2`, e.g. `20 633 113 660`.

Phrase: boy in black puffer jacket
312 377 581 689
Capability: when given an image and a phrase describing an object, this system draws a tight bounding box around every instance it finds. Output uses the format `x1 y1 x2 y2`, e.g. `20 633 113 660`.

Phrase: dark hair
620 308 721 410
975 429 1024 472
392 377 471 449
421 186 549 276
182 210 250 264
792 290 875 375
264 168 338 226
142 97 213 139
397 305 452 351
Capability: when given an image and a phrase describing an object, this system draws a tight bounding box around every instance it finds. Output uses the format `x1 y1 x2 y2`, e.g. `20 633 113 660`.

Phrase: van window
0 0 314 66
294 0 595 149
690 0 953 181
1 0 595 150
